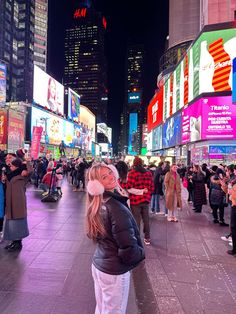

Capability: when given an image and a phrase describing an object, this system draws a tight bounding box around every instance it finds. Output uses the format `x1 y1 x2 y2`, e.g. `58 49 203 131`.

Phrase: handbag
183 177 188 189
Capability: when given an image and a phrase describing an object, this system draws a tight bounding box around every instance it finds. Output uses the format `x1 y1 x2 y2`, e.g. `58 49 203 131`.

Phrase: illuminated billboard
68 88 80 122
0 63 6 107
8 110 25 152
128 92 141 104
128 113 138 155
182 95 236 143
147 87 163 131
33 65 64 115
80 105 95 142
31 106 63 146
233 57 236 103
63 120 74 147
152 125 162 151
163 27 236 120
0 109 7 150
97 123 112 144
162 111 182 148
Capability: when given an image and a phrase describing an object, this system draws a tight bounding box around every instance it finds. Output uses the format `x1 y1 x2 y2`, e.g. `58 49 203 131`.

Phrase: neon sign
74 8 87 19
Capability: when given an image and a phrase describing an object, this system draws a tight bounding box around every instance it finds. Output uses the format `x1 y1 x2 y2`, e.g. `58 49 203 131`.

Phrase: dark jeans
230 206 236 253
0 217 3 232
194 205 202 212
76 175 85 189
131 203 150 240
211 204 225 222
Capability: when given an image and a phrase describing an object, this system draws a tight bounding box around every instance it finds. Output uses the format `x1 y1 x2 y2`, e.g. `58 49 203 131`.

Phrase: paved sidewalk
0 181 235 314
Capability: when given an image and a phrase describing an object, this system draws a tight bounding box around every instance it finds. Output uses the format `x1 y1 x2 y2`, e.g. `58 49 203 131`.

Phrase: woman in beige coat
164 164 182 222
3 158 32 251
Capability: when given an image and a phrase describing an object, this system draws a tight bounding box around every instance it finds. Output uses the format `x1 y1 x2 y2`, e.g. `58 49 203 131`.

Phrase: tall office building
119 44 144 155
64 2 107 122
34 0 48 71
0 0 35 102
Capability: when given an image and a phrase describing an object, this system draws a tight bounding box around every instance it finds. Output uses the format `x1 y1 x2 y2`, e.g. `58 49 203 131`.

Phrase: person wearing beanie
126 156 154 245
86 162 145 313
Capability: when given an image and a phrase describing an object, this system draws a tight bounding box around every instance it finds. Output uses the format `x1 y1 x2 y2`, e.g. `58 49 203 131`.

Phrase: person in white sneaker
164 164 182 222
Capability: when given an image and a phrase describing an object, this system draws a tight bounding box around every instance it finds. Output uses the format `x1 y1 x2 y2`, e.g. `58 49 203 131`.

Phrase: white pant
91 264 130 314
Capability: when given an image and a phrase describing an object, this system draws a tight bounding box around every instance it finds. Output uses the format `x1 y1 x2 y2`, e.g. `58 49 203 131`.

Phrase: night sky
47 0 169 151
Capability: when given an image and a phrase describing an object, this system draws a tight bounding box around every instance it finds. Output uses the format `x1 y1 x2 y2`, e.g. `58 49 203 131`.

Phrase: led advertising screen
181 96 236 143
80 105 95 142
147 87 163 131
162 111 182 148
182 101 202 143
31 106 64 146
152 125 162 151
68 88 80 122
163 27 236 120
128 92 141 104
128 113 138 155
201 96 236 140
0 63 7 107
8 110 25 152
233 57 236 103
0 109 7 149
63 120 74 147
33 65 64 115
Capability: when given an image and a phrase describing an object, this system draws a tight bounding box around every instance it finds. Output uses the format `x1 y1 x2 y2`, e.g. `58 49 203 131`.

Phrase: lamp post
40 117 49 156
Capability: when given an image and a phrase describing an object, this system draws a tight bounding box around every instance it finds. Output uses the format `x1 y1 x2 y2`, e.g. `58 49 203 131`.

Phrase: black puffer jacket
93 191 145 275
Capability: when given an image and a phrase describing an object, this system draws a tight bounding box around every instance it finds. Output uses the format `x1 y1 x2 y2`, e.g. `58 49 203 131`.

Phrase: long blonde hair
86 163 111 240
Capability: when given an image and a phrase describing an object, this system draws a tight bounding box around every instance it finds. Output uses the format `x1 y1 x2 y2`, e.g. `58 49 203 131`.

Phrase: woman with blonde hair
86 163 145 314
164 164 182 222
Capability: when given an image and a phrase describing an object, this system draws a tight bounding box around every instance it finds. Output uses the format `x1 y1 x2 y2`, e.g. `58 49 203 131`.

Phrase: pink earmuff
87 179 105 196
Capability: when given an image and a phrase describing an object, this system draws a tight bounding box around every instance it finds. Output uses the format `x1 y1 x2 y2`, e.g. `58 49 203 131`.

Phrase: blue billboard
128 92 141 104
0 63 7 107
162 111 182 148
152 125 162 151
233 58 236 103
68 88 80 121
128 113 138 155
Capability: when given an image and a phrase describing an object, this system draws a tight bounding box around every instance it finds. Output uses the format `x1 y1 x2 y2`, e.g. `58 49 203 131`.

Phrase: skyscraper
119 44 144 155
0 0 35 102
63 3 107 122
34 0 48 71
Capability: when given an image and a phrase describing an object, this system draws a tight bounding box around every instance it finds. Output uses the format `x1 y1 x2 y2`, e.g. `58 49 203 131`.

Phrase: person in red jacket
126 156 154 245
39 167 57 195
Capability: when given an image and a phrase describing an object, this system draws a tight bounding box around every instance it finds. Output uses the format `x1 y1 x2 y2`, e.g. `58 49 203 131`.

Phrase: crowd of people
1 149 236 313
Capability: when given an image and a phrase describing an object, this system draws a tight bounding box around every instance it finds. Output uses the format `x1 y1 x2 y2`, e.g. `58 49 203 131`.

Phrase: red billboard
8 110 25 152
0 109 7 150
147 87 163 132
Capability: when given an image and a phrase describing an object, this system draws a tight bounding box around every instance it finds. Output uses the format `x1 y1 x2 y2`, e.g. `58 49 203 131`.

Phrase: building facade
34 0 48 71
119 44 144 155
63 4 107 123
0 0 36 102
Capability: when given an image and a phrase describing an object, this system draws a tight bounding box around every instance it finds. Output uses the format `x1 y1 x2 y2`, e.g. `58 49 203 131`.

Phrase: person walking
209 172 229 226
3 158 32 252
86 163 145 314
126 156 154 245
191 164 207 213
152 161 165 214
164 164 182 222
